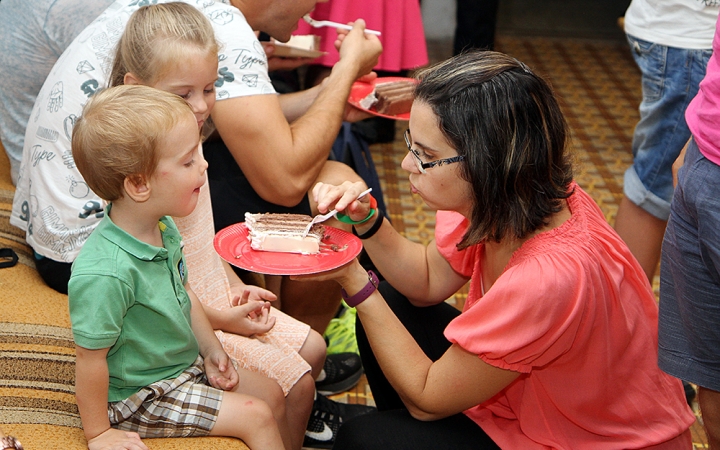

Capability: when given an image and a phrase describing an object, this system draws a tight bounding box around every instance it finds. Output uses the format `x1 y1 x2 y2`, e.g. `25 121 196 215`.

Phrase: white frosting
359 91 378 110
249 234 320 254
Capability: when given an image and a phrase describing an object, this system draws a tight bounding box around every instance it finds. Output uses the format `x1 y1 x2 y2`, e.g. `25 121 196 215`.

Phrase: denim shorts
624 35 711 220
659 138 720 391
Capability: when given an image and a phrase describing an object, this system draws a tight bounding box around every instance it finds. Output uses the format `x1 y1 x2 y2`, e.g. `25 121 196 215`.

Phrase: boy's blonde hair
72 85 195 201
109 2 219 87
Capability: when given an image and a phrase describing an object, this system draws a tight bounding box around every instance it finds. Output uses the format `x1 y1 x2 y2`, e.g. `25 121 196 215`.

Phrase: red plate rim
214 222 363 275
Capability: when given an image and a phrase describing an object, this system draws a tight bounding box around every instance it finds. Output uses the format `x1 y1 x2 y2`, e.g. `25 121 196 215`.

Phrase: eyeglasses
404 129 465 174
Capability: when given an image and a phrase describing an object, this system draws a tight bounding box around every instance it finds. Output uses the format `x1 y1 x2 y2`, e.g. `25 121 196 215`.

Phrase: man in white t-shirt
615 0 719 281
0 0 113 185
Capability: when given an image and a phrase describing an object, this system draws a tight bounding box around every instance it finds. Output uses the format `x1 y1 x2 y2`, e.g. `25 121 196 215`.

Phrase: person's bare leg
284 373 315 448
281 330 325 446
699 386 720 449
298 328 327 380
215 367 294 449
212 391 285 450
614 196 667 281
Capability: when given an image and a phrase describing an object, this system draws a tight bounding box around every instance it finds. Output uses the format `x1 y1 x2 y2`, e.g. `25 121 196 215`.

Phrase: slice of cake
360 80 416 116
374 81 416 115
244 212 325 254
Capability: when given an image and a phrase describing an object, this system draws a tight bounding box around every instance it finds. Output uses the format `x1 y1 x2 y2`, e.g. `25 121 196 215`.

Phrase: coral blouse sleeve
445 255 588 373
434 210 477 277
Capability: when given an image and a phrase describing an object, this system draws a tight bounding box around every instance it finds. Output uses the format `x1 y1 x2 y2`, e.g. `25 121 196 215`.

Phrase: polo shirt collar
96 204 176 262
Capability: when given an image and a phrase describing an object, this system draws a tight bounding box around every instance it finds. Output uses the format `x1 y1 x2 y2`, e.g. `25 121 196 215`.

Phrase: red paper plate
348 76 417 120
214 223 363 275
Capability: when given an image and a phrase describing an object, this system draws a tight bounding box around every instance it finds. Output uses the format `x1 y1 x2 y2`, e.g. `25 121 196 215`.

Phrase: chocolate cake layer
244 213 325 254
375 82 415 115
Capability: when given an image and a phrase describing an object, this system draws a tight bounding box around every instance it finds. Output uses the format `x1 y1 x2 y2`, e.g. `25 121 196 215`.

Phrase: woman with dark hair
298 51 694 449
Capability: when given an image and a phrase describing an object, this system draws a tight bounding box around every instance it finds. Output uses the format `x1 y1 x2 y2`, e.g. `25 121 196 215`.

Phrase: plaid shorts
108 356 223 438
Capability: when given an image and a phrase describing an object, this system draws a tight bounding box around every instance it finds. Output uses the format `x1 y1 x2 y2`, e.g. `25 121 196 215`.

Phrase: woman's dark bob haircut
414 50 573 248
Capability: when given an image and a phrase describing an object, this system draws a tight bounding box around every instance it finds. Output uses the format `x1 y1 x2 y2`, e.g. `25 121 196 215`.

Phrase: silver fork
302 188 373 237
303 14 382 36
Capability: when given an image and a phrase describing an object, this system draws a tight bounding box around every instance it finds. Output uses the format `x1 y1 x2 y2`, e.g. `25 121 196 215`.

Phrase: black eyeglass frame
404 129 465 173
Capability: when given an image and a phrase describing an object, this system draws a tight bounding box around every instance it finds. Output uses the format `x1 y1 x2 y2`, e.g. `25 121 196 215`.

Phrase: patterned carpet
330 35 710 449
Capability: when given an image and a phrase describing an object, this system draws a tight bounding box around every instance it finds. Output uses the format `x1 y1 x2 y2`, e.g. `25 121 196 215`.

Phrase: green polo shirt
69 205 200 402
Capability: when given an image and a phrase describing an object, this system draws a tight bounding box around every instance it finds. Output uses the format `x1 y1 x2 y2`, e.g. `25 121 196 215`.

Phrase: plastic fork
302 188 373 237
303 14 382 36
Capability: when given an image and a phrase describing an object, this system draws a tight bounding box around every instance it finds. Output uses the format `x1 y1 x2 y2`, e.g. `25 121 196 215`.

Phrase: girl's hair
109 2 219 87
414 50 573 248
72 85 195 201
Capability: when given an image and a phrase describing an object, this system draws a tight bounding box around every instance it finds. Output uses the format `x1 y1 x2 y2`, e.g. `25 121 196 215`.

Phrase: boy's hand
87 428 147 450
204 349 239 391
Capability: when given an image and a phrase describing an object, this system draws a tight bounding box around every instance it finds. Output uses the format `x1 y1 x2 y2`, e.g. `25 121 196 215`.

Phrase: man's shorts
659 138 720 391
204 139 312 233
624 34 711 220
108 356 222 438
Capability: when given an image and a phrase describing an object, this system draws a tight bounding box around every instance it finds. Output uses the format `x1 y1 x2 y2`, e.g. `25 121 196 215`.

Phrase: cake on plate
244 212 325 254
360 80 416 116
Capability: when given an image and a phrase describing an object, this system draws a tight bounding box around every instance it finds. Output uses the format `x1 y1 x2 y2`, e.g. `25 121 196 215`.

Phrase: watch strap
341 270 379 308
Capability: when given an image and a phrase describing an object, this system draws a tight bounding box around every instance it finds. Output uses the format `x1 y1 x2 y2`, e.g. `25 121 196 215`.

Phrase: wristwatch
341 270 379 308
0 436 23 450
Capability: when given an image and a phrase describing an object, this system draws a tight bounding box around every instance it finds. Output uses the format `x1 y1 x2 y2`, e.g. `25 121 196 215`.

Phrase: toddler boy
69 85 286 450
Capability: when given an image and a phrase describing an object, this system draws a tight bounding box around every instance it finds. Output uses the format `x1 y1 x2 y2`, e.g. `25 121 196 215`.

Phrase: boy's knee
227 394 277 428
223 397 279 441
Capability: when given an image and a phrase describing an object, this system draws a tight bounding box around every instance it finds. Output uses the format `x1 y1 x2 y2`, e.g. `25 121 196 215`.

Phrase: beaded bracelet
352 208 384 240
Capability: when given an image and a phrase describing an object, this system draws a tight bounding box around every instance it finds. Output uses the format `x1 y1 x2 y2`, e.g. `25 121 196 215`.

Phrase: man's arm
211 21 381 206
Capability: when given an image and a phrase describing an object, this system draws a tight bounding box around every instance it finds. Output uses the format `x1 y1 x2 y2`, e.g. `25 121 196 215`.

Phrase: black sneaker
315 352 363 395
303 392 376 449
